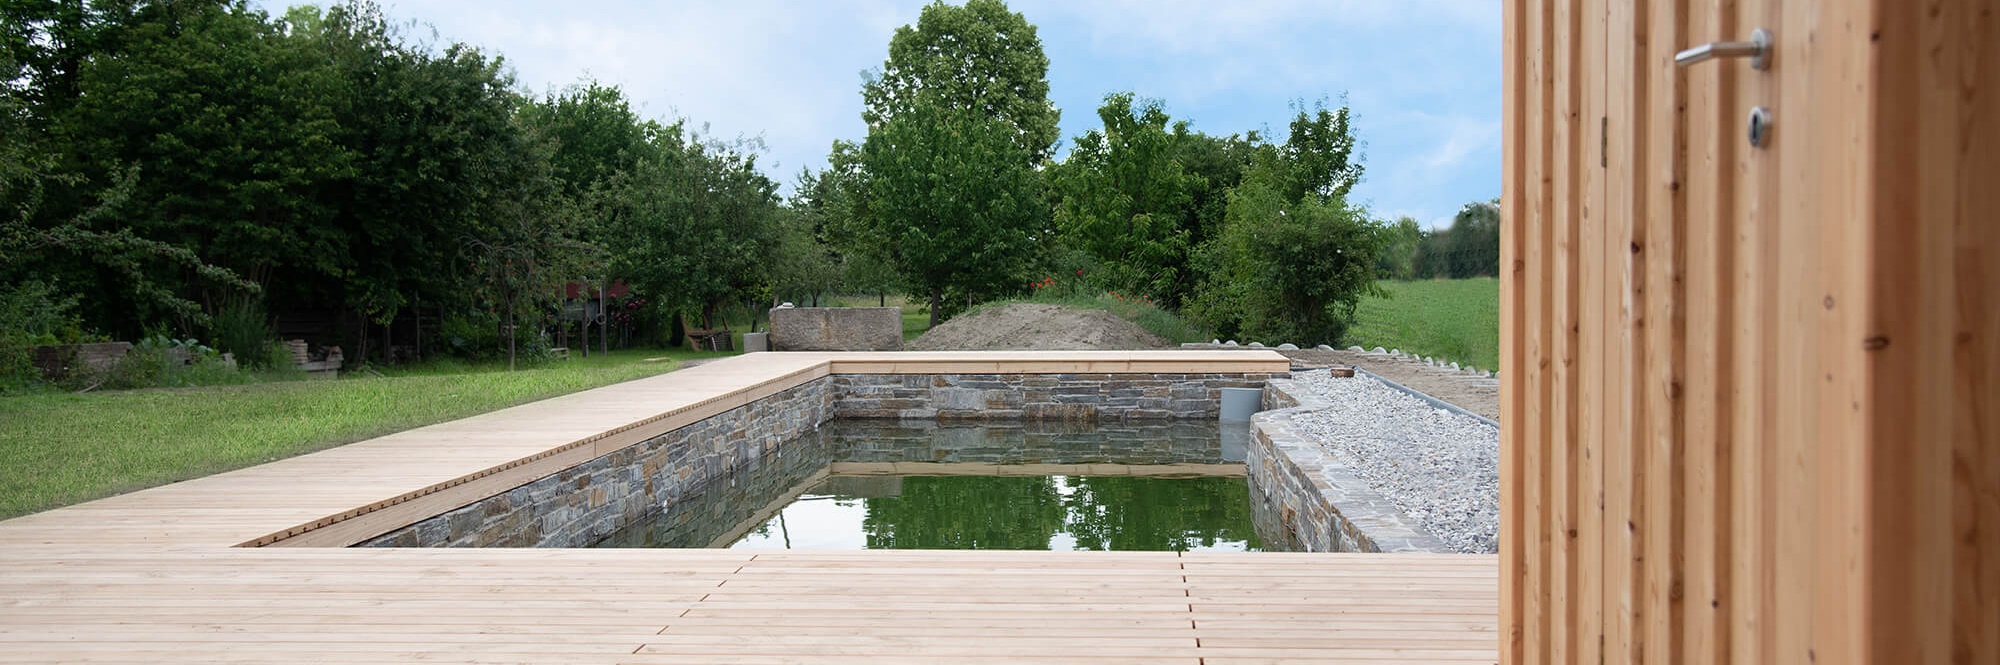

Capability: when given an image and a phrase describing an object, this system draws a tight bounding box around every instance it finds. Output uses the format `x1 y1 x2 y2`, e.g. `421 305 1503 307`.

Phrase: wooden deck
0 351 1499 664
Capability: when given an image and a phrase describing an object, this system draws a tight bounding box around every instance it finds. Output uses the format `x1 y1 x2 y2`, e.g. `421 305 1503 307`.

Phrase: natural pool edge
358 370 1281 549
1249 379 1451 553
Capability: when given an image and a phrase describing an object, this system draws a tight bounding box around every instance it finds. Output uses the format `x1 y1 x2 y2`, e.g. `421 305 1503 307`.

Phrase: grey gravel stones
1290 369 1499 554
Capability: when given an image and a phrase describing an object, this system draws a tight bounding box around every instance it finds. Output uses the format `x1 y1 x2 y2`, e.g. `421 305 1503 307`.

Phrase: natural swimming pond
591 420 1288 551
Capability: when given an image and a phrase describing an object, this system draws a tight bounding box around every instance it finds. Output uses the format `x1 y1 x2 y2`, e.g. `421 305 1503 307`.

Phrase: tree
861 0 1059 162
607 129 783 333
863 101 1041 327
1191 170 1384 345
811 140 905 305
854 0 1056 326
519 80 654 202
1410 199 1500 279
1375 215 1425 280
1051 92 1202 307
1280 100 1364 205
1188 102 1383 346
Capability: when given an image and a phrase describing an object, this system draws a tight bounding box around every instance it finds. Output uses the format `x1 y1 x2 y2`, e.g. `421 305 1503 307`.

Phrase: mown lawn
0 348 731 519
1347 277 1501 372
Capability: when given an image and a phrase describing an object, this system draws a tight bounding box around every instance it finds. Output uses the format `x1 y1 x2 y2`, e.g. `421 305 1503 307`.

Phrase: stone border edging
1352 367 1501 429
1247 378 1449 553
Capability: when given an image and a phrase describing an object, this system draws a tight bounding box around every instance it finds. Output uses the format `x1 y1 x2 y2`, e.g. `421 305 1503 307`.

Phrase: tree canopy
1049 93 1202 307
850 0 1055 327
4 0 1432 387
861 0 1060 162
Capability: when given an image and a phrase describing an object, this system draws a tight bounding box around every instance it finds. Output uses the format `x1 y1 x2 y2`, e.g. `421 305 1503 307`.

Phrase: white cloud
256 0 1502 218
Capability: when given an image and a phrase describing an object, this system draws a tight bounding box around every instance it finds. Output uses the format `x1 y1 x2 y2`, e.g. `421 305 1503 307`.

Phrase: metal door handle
1675 28 1771 70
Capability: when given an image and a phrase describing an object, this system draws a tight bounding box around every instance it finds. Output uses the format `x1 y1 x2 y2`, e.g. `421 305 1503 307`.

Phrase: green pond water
726 474 1261 552
590 421 1283 552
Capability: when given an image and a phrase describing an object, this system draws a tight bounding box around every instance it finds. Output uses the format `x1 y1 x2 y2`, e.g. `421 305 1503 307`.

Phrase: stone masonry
768 307 903 351
833 372 1282 423
1244 378 1448 553
361 379 836 548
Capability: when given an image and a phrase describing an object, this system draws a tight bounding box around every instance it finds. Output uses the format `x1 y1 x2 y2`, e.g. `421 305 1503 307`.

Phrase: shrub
211 300 274 368
0 280 87 391
1189 178 1384 347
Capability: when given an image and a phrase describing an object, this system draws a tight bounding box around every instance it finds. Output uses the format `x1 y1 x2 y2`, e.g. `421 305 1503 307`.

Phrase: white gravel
1291 369 1499 554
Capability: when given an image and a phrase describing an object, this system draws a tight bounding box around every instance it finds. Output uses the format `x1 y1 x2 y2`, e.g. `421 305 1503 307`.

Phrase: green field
0 348 730 519
1347 277 1501 372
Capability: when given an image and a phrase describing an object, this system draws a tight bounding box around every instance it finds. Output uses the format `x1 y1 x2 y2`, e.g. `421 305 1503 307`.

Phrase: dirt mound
908 303 1170 351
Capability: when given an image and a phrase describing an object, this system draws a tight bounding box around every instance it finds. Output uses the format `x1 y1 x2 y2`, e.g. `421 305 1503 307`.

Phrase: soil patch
909 303 1170 351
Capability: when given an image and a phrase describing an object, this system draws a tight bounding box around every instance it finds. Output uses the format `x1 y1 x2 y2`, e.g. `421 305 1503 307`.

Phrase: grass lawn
0 348 732 520
1347 277 1501 372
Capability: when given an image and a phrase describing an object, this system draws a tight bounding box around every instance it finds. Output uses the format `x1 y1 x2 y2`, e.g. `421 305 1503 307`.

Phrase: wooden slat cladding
1501 0 1998 663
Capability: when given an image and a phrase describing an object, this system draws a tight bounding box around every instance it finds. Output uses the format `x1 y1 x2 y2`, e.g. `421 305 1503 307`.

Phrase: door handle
1675 28 1771 70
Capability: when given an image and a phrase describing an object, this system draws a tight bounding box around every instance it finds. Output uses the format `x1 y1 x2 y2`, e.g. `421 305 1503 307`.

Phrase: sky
257 1 1501 228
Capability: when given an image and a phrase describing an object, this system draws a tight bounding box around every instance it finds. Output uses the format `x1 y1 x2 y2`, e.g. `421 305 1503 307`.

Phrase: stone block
769 307 902 351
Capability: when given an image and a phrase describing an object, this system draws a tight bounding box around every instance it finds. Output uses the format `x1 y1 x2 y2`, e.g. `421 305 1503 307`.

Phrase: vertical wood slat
1679 0 1731 660
1497 0 1530 658
1951 1 2000 660
1601 0 1639 662
1638 1 1686 663
1576 0 1607 661
1501 0 1997 662
1552 0 1581 661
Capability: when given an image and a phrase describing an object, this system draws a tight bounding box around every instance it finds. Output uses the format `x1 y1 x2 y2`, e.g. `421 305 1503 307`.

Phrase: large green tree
863 101 1042 326
607 130 784 332
1190 102 1383 346
854 0 1055 326
861 0 1059 162
1051 93 1202 307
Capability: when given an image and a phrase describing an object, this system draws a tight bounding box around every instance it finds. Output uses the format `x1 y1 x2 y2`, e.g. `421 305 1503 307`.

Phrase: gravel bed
1290 369 1499 553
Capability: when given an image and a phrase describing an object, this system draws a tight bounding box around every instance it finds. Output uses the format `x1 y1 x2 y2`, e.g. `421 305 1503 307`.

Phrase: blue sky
261 1 1501 228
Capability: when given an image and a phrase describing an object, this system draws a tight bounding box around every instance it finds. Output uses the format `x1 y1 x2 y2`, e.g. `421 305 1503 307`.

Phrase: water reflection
592 420 1284 551
729 475 1260 552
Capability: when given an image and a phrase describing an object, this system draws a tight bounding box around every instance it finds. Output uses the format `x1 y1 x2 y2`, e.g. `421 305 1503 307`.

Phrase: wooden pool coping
0 350 1500 663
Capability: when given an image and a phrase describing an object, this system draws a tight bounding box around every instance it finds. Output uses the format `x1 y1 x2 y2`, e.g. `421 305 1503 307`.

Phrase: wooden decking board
0 351 1497 662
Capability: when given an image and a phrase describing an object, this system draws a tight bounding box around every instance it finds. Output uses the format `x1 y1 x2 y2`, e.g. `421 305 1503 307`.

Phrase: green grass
1347 277 1501 372
0 348 731 519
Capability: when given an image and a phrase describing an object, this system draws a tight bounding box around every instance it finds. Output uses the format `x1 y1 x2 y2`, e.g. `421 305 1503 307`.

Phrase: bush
89 335 245 390
211 300 274 368
0 281 86 392
1189 179 1384 347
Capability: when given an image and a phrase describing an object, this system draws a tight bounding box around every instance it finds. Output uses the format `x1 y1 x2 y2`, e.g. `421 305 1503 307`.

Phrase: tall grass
1346 277 1500 371
0 349 723 519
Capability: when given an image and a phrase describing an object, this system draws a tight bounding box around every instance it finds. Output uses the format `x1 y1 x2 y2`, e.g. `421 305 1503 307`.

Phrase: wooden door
1501 0 1998 663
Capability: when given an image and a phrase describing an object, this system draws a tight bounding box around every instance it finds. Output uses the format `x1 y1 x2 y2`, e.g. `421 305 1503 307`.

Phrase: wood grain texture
1502 0 1997 661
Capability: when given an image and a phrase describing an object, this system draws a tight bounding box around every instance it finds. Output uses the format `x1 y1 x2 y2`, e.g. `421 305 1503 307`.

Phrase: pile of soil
908 303 1170 351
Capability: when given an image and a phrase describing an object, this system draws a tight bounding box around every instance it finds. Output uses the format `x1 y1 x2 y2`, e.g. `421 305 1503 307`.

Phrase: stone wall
833 372 1281 423
825 420 1227 466
360 369 1280 549
361 378 836 548
1245 379 1448 553
590 428 838 548
769 307 903 351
